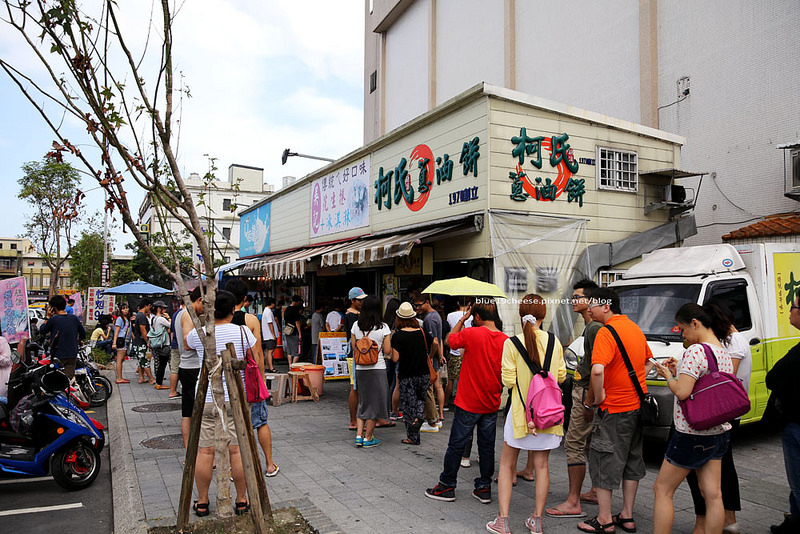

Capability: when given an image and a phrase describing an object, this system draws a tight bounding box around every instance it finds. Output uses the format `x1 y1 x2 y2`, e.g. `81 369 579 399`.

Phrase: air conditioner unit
664 184 687 204
792 149 800 189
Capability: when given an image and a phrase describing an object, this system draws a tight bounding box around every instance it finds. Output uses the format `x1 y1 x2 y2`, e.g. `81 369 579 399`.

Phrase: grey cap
152 300 168 309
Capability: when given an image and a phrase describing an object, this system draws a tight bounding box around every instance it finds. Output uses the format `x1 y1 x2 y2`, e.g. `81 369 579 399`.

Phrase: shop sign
240 202 271 257
508 130 585 207
373 136 481 212
449 186 479 205
87 287 116 327
311 157 371 237
0 276 29 344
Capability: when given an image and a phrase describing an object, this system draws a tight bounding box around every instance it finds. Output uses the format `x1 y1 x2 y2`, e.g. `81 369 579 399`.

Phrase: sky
0 0 365 254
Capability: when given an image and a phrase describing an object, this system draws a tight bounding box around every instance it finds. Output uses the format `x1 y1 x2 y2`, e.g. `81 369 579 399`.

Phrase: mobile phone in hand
648 357 660 366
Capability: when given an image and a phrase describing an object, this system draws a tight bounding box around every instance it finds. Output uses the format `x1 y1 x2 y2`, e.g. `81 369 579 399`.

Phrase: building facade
0 237 73 296
137 164 275 264
363 0 800 245
235 84 696 342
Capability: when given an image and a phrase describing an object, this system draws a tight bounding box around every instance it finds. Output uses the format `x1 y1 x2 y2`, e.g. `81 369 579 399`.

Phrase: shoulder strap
700 343 720 372
419 329 429 352
604 324 645 401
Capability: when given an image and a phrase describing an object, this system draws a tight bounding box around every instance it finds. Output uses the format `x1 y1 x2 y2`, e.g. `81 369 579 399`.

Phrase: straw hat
396 301 416 319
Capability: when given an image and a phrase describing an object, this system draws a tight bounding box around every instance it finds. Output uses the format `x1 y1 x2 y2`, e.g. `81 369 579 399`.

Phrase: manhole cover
141 434 185 449
132 402 182 413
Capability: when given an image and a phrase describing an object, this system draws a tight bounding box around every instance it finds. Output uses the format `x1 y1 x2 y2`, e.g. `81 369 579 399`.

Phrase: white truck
564 242 800 440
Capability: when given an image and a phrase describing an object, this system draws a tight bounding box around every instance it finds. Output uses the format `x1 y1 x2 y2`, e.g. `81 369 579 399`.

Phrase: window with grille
597 147 638 192
598 270 626 287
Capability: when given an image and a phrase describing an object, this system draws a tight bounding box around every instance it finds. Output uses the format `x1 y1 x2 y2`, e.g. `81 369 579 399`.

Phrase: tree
18 157 83 297
1 1 272 530
126 232 193 289
109 260 137 287
71 229 109 290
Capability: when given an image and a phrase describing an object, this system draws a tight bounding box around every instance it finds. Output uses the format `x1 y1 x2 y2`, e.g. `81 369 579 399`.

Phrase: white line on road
0 502 83 517
0 476 52 485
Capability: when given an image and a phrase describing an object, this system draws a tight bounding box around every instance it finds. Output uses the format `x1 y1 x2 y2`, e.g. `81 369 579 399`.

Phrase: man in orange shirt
578 287 652 534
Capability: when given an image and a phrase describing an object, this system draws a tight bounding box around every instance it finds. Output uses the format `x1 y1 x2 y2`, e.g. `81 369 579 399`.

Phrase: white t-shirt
674 343 734 435
326 311 343 332
151 315 170 333
187 322 256 403
261 307 276 341
446 310 473 356
724 331 751 395
351 322 390 371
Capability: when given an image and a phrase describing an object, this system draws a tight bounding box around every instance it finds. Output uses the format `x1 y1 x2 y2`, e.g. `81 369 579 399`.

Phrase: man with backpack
577 287 652 534
148 301 172 390
425 299 508 505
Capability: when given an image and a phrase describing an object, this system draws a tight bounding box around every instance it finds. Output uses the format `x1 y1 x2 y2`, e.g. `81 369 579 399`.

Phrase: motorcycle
0 361 105 490
28 341 113 408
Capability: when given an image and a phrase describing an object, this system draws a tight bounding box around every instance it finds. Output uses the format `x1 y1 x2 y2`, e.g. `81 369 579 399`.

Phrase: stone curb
106 371 149 534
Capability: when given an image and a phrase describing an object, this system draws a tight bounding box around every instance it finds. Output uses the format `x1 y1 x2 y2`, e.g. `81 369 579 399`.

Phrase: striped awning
319 226 456 267
240 242 352 280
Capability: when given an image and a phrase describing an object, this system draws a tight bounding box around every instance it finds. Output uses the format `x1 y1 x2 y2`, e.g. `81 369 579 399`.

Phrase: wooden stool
264 373 289 407
288 371 319 403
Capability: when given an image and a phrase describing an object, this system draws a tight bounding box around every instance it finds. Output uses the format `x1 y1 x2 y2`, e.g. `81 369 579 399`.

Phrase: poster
69 292 83 320
240 202 271 257
0 276 30 344
86 287 117 327
319 332 349 380
310 156 370 237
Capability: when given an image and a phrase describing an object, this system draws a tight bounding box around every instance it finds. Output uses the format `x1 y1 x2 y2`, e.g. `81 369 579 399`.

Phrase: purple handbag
679 343 750 430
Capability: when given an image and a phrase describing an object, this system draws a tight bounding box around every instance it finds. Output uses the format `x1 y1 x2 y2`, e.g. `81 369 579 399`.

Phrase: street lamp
281 148 335 165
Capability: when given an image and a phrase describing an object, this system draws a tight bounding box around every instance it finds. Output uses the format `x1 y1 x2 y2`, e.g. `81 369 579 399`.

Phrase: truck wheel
50 440 101 491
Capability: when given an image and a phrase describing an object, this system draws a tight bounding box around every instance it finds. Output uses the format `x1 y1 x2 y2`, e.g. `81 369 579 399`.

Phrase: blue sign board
239 203 271 257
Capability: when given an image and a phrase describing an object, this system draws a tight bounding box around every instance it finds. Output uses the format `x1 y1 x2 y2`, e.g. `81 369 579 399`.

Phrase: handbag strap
700 343 720 373
604 324 646 402
511 333 554 411
239 325 254 364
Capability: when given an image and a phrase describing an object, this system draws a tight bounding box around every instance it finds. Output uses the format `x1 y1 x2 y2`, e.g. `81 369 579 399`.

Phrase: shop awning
214 257 263 282
240 242 352 280
319 226 457 268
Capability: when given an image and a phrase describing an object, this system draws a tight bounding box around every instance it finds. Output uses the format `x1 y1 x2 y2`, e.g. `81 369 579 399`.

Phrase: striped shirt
187 322 255 403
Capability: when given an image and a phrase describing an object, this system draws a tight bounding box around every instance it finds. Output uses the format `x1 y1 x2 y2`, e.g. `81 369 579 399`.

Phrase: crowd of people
8 281 800 534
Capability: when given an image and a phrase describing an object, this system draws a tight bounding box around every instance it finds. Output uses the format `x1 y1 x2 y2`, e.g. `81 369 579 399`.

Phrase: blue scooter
0 361 105 490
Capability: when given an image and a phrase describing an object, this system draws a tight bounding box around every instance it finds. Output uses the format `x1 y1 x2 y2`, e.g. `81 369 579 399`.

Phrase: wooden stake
177 363 209 533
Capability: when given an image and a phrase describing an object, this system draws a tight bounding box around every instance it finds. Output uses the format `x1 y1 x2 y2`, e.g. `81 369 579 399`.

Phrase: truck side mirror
749 338 761 345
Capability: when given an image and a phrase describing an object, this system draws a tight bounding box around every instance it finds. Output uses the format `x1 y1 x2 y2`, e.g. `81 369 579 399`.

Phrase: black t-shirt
232 310 246 326
132 311 149 346
345 312 359 342
283 305 301 335
391 329 433 380
39 313 86 360
766 341 800 424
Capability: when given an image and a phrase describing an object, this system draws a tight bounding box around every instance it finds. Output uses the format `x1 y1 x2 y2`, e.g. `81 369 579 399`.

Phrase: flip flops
375 421 396 428
546 506 587 518
265 465 280 477
115 379 130 384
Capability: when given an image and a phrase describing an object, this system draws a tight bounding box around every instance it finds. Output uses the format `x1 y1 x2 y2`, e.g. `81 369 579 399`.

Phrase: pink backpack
511 335 565 430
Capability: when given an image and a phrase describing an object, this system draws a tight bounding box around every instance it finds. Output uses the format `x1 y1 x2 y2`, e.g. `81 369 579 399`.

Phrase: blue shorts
665 430 730 470
250 399 269 429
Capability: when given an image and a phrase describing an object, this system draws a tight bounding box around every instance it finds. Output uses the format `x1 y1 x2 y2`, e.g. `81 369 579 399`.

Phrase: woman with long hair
113 303 132 384
488 294 566 534
652 303 735 534
350 295 392 448
391 301 439 445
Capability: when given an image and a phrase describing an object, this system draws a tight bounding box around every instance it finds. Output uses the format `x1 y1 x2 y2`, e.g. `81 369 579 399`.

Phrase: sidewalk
108 361 791 533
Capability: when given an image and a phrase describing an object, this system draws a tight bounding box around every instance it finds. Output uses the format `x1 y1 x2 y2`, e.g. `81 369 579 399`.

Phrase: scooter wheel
50 440 101 491
90 376 113 407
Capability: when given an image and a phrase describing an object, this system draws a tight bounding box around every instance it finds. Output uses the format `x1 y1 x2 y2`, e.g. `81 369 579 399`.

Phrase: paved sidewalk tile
112 358 792 533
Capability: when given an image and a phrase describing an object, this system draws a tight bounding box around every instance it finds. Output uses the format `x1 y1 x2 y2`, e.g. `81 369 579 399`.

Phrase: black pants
152 346 171 385
687 420 741 514
178 367 200 417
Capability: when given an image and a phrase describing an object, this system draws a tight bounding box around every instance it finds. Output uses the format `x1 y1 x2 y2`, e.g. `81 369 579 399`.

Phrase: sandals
409 417 423 432
612 514 636 533
193 500 209 517
401 438 419 445
115 379 130 384
234 500 250 515
265 465 280 477
578 517 615 533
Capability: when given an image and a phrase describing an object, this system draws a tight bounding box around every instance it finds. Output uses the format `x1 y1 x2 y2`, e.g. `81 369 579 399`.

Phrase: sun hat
348 287 367 300
396 302 416 319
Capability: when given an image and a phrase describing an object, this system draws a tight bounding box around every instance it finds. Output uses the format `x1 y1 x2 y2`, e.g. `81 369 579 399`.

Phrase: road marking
0 502 83 517
0 476 52 485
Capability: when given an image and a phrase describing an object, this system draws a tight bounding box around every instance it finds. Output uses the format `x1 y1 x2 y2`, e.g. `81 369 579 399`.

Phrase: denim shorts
665 430 730 470
250 399 269 429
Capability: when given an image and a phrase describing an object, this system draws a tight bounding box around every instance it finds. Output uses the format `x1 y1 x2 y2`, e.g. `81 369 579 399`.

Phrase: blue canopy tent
102 280 173 295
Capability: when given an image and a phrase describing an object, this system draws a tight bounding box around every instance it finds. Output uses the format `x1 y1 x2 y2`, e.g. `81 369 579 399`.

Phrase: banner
86 287 117 327
311 157 371 237
69 292 83 320
318 332 349 379
0 276 30 344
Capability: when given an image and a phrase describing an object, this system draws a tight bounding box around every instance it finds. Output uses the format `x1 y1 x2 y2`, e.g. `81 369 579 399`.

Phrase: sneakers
461 458 472 468
473 486 492 504
525 514 543 534
354 436 363 448
437 420 444 428
425 483 456 502
420 422 440 433
486 515 511 534
362 437 381 448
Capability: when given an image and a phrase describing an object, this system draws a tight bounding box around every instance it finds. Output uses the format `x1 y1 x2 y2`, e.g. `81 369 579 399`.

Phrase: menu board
318 332 349 380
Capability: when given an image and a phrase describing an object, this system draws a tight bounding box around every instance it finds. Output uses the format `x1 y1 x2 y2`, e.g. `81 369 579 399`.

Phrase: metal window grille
598 270 626 287
597 147 638 192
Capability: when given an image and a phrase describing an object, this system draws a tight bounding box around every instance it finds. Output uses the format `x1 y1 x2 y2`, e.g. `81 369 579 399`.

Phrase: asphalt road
0 401 113 534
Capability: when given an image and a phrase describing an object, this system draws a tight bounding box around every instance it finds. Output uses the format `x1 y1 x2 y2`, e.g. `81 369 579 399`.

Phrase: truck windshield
614 284 702 340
